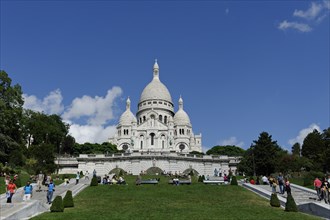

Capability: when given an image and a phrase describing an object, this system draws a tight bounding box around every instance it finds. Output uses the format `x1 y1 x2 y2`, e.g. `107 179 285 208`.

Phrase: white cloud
324 0 330 9
293 2 323 20
68 123 117 144
23 89 64 114
23 87 123 144
288 123 321 146
217 137 244 148
278 1 329 33
278 20 312 32
62 86 122 126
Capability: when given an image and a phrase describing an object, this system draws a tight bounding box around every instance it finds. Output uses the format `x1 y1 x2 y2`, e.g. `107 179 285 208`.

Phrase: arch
145 166 163 175
122 144 128 150
159 115 162 122
182 168 199 176
150 133 155 145
143 116 146 122
164 116 167 124
109 167 127 175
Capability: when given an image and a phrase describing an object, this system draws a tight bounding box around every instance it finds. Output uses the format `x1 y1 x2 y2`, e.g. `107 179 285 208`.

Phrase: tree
206 145 245 156
291 143 300 156
301 129 325 171
28 143 56 174
239 132 286 176
0 71 25 165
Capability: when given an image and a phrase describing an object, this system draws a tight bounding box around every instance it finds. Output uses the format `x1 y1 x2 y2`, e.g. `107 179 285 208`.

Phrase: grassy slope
33 176 319 220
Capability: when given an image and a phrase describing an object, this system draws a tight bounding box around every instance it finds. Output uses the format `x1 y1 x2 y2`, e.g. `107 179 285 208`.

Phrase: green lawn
32 175 320 220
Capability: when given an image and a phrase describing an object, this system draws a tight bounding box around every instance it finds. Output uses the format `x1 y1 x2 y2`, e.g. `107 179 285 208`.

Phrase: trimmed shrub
303 177 312 186
202 175 205 181
270 193 280 207
285 194 298 212
231 176 238 185
50 196 64 212
198 175 203 182
90 176 98 186
63 190 74 208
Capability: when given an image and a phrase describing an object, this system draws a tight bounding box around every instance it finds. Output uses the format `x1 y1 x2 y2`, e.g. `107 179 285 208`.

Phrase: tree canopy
206 145 245 156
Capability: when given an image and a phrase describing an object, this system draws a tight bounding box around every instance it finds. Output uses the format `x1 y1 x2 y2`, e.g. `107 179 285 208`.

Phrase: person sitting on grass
118 176 127 185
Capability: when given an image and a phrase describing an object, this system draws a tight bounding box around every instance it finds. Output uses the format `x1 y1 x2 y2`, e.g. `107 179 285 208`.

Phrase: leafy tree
0 71 25 164
291 143 300 156
28 143 56 174
239 132 286 176
301 129 325 171
61 135 76 155
206 145 245 156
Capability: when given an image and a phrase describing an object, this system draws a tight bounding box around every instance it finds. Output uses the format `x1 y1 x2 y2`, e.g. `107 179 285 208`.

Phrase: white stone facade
109 60 202 153
57 153 241 177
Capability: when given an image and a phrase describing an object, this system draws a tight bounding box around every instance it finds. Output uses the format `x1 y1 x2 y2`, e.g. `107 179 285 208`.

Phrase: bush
270 193 280 207
285 194 298 212
90 176 98 186
80 171 83 176
202 175 205 181
50 196 64 212
231 176 238 185
14 177 22 188
63 190 74 208
303 177 312 186
198 175 203 182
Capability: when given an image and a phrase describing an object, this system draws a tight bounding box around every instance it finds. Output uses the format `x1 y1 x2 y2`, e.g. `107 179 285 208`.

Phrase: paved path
0 176 91 220
256 184 327 205
241 181 330 219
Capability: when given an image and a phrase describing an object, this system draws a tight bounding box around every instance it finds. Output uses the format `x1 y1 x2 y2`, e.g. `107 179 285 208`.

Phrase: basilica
109 60 202 153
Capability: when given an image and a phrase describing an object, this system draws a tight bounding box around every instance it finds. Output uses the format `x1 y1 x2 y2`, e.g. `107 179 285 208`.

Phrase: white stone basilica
109 60 202 153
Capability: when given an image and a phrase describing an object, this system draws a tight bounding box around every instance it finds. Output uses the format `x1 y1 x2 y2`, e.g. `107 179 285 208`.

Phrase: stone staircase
242 182 330 219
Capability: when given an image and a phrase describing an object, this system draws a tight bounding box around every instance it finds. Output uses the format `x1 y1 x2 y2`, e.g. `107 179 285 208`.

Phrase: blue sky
1 1 329 152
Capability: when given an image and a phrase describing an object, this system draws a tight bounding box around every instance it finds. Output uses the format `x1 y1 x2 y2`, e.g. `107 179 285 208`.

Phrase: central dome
140 78 172 103
139 60 173 104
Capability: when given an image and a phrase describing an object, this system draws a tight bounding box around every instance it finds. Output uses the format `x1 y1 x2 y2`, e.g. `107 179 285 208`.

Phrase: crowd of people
101 174 127 185
248 173 330 203
3 171 56 204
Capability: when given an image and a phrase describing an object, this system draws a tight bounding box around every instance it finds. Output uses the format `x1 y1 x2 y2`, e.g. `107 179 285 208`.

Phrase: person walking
76 171 80 185
37 171 44 192
314 177 322 200
285 178 291 196
6 180 17 203
85 170 89 180
46 180 55 204
277 173 284 194
23 181 33 201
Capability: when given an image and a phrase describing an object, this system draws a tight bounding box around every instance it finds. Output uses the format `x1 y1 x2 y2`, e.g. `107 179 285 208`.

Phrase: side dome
139 60 173 103
174 109 191 126
119 97 137 125
173 96 191 126
119 110 137 125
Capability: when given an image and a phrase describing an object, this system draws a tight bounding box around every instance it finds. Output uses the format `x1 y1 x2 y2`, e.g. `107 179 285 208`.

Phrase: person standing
285 178 291 195
85 171 89 180
6 180 17 203
23 181 33 201
277 173 284 194
76 171 80 185
37 171 44 192
314 177 322 200
47 180 55 204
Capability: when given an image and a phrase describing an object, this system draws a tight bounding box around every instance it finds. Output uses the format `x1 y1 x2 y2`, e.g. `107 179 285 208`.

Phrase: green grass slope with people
32 175 319 220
